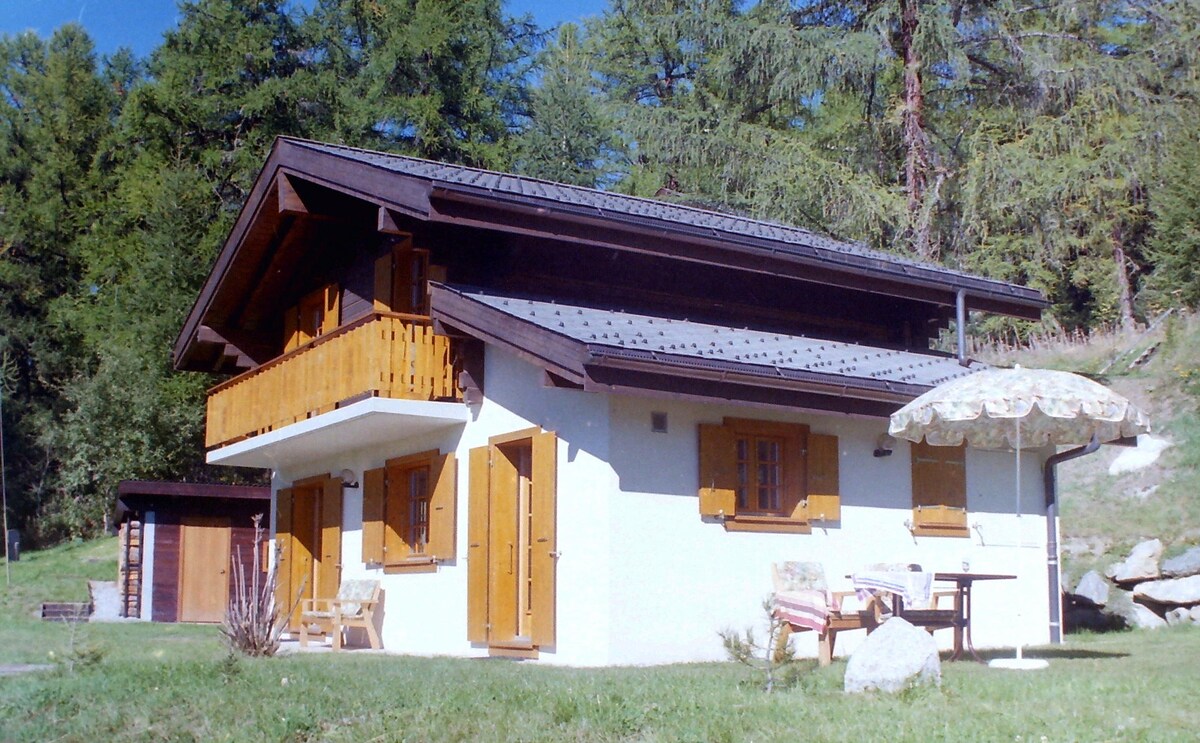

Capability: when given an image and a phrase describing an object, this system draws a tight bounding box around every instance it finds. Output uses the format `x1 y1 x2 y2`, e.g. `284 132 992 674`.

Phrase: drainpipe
1043 434 1101 644
956 290 968 366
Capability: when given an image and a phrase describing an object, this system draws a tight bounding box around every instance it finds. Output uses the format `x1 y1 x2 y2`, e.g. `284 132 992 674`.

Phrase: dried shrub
220 514 300 657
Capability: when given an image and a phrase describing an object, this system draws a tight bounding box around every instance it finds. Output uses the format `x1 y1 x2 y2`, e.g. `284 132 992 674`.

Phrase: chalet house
173 137 1053 664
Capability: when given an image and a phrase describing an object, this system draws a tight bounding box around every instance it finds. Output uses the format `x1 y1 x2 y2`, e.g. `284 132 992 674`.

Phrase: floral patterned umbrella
888 364 1150 665
889 365 1150 450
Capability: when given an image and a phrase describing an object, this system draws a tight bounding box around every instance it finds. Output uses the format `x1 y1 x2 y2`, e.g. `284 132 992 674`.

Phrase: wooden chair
771 562 884 666
299 579 382 651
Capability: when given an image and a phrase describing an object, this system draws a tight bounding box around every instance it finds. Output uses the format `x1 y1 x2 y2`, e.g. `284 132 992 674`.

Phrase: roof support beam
277 174 307 216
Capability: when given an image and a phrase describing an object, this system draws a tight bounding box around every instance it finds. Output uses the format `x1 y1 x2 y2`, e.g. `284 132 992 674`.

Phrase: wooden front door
468 429 557 653
276 476 343 631
178 515 231 623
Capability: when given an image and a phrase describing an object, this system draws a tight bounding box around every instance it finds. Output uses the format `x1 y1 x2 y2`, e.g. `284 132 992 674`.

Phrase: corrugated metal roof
454 288 984 390
287 138 1033 300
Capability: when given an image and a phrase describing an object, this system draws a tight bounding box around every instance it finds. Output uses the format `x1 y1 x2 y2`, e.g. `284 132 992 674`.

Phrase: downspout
1043 434 1101 644
956 290 969 366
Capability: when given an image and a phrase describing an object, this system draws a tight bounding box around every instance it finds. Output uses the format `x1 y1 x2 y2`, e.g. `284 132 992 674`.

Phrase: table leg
949 586 965 661
961 580 984 663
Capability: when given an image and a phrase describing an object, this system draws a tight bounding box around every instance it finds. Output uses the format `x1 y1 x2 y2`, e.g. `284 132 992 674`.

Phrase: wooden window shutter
374 252 394 311
784 424 809 521
530 430 558 647
911 440 968 535
282 307 299 352
806 433 841 521
321 284 341 335
466 446 490 643
318 476 343 598
362 467 386 565
384 463 408 562
274 487 294 624
427 452 458 560
698 423 737 517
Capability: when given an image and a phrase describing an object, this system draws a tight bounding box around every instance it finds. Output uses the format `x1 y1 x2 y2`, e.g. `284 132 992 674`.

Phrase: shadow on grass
957 647 1131 662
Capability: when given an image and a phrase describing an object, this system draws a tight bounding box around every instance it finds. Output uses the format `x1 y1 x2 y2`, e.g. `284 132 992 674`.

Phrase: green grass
3 542 1200 741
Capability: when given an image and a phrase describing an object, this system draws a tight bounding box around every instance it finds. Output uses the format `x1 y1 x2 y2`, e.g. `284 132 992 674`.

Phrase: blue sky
1 1 608 59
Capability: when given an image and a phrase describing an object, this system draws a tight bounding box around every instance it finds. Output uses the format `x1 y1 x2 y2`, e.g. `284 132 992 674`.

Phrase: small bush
719 598 800 692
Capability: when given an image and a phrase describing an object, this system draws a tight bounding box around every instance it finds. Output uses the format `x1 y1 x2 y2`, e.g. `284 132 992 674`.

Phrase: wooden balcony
206 313 460 449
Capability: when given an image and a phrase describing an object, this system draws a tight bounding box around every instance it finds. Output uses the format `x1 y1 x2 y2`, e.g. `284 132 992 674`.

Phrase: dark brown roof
116 480 269 500
432 284 985 416
174 137 1046 370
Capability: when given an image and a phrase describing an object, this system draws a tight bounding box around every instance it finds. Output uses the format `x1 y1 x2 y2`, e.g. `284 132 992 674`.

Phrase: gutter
1042 435 1101 644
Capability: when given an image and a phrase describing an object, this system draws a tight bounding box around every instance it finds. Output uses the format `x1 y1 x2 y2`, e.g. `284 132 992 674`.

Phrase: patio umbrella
888 364 1150 667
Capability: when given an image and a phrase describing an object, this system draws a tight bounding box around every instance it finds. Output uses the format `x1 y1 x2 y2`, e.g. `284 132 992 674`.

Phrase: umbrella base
988 657 1049 670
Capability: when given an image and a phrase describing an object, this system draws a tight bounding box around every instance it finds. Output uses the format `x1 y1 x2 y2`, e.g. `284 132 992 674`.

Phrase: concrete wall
273 345 1057 665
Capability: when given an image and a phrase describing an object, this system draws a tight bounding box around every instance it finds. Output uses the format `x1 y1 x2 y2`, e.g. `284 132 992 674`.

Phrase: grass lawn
2 541 1199 741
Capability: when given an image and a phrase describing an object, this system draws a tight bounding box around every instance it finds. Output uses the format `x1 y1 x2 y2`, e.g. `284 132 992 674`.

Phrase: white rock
1106 539 1163 584
1190 605 1200 623
1162 547 1200 578
1132 575 1200 605
1073 571 1110 607
87 580 122 622
1128 603 1167 630
1166 607 1193 626
1108 435 1171 476
844 617 941 694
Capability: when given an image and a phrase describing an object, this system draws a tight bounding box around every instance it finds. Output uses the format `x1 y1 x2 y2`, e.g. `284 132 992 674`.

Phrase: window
373 238 445 316
910 440 968 537
698 418 840 533
283 283 340 352
362 449 457 572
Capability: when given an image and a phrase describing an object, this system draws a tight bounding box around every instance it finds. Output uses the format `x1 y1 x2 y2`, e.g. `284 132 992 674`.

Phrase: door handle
509 543 514 575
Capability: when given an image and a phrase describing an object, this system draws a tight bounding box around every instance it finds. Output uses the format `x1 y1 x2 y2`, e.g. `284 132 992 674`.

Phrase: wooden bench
299 579 382 651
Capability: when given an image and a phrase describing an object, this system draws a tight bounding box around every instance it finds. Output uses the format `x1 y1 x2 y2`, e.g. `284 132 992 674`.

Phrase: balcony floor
206 397 471 469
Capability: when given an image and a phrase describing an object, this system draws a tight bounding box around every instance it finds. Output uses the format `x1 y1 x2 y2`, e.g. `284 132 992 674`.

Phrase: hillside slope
978 313 1200 581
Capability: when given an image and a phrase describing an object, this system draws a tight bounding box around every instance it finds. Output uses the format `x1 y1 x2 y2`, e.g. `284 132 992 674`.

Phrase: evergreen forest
2 0 1199 542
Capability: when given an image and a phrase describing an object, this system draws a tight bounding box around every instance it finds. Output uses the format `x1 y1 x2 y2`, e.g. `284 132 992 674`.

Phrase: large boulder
1074 571 1110 607
1105 539 1163 585
1166 607 1193 626
1127 603 1168 630
844 617 940 694
1162 547 1200 579
1132 575 1200 606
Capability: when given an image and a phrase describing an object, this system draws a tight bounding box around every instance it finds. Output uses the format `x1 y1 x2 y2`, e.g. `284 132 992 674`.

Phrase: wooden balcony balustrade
206 313 461 449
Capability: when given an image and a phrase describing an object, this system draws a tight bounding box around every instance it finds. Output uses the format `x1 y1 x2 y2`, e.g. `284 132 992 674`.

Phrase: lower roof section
207 397 470 470
432 284 986 417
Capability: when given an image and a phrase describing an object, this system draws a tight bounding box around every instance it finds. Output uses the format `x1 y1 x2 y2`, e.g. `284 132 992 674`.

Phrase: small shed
116 480 270 623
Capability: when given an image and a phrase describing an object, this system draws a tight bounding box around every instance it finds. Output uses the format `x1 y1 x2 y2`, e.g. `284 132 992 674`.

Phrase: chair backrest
772 562 828 593
336 579 379 617
864 562 921 573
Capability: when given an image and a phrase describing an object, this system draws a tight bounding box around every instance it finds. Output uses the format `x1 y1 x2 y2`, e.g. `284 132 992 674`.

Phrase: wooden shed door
178 515 231 623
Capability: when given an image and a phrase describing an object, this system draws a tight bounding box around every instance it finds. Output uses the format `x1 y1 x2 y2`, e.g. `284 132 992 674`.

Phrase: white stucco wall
140 510 155 621
605 395 1054 664
270 345 1057 666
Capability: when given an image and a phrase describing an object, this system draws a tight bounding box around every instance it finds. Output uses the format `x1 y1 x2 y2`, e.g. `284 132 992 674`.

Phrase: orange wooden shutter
467 446 490 643
274 487 294 624
807 433 841 521
428 452 458 560
530 430 558 647
784 424 809 521
362 467 386 565
911 441 968 535
282 308 299 352
322 283 341 335
374 252 394 311
318 476 343 599
698 423 737 516
384 463 408 561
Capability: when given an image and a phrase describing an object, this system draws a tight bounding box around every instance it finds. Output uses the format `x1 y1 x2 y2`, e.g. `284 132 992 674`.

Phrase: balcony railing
206 313 460 449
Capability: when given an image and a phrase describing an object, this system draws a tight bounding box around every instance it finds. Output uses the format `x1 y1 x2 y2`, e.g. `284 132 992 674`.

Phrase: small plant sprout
719 598 799 692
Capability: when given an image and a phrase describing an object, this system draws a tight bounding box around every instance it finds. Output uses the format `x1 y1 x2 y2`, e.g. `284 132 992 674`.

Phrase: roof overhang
174 137 1047 372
